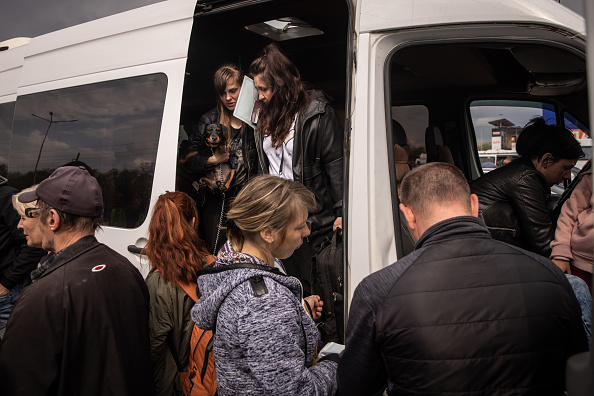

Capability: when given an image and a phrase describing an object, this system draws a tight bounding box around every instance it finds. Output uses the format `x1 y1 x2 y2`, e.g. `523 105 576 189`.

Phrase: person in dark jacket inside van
337 162 587 396
0 166 154 396
178 65 258 254
471 117 583 257
250 43 344 295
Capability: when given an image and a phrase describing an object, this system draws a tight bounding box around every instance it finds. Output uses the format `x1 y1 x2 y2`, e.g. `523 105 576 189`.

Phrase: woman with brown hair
144 191 216 396
249 44 344 295
178 65 258 254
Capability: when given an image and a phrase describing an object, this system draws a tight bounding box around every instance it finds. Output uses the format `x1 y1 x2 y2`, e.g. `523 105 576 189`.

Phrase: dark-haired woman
144 192 216 396
471 117 583 257
249 43 343 295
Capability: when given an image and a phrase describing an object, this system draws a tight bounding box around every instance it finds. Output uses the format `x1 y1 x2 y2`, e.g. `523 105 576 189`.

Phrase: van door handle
127 245 144 255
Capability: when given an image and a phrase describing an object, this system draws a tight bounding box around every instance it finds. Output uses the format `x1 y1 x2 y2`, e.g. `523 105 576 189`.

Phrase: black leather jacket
255 91 344 241
470 157 553 257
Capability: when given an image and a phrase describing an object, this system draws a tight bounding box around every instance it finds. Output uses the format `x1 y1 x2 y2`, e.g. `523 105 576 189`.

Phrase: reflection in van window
391 105 429 167
8 73 168 228
0 102 15 175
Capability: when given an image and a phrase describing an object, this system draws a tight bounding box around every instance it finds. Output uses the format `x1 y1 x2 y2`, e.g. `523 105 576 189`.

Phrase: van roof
359 0 585 35
0 37 31 52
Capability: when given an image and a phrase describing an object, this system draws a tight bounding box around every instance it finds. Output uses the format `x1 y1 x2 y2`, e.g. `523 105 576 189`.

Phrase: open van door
566 1 594 394
4 0 196 270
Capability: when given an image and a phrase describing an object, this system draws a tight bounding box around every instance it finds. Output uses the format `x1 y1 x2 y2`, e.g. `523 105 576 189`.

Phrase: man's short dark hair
400 162 471 218
38 200 102 234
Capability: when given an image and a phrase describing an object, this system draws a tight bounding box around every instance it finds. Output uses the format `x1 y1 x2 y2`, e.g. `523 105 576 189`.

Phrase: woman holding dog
191 175 339 395
180 65 258 254
249 43 344 296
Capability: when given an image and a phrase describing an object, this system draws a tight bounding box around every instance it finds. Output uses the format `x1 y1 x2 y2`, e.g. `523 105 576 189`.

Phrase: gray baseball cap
19 166 103 217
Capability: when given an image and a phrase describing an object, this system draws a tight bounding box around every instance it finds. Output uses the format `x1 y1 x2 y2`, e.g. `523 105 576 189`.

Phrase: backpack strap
200 333 215 383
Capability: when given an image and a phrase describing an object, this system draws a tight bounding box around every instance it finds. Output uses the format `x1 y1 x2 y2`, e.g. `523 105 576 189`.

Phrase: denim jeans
0 282 27 340
566 274 592 346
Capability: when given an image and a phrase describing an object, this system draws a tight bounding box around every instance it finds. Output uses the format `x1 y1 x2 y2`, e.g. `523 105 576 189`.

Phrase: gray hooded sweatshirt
191 250 337 395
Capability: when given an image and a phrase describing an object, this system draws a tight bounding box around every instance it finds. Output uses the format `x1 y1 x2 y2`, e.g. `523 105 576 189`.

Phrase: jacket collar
415 216 491 250
41 235 100 278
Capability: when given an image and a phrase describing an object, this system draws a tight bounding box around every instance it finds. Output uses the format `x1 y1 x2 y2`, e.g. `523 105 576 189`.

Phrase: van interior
179 0 351 130
387 38 589 256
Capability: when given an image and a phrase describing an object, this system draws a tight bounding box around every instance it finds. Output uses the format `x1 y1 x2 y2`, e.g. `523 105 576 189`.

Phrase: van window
563 110 591 170
391 105 429 167
0 101 15 176
8 73 167 228
470 100 556 153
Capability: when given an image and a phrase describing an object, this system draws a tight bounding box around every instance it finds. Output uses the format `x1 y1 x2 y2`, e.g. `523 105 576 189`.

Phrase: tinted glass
470 100 556 153
563 111 591 169
0 101 15 177
391 105 429 167
9 73 167 228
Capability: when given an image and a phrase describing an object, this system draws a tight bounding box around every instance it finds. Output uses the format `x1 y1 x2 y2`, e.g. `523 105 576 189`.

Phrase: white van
0 0 590 306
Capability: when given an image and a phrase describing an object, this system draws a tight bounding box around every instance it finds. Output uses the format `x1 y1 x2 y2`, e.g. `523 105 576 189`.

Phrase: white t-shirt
263 116 297 180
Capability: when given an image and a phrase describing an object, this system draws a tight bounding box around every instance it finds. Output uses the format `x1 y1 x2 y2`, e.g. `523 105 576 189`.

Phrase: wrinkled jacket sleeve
146 274 175 394
510 173 554 257
550 173 592 261
319 105 344 211
237 291 337 395
337 282 387 396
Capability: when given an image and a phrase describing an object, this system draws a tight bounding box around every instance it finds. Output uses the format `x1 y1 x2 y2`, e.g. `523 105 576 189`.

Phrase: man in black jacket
0 166 154 396
337 162 587 396
0 175 44 339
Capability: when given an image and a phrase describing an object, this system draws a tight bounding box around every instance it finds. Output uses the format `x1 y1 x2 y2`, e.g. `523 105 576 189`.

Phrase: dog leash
213 190 225 256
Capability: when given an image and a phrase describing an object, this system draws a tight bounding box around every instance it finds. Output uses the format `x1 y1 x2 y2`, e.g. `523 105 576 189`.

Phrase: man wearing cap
0 166 154 396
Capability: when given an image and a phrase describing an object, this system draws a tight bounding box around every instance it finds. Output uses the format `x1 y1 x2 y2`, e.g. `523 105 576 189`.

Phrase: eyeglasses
24 208 41 219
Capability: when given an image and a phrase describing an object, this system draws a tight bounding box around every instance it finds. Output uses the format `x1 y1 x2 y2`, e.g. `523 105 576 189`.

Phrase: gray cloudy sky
0 0 163 43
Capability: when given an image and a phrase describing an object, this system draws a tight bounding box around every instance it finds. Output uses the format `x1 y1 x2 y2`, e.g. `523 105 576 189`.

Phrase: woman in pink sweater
550 169 593 290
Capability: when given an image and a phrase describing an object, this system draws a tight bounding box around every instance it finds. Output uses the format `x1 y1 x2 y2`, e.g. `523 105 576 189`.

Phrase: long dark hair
516 117 584 161
143 191 208 285
249 43 309 148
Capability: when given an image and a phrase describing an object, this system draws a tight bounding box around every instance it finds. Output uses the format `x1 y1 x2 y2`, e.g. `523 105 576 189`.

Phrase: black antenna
31 112 77 184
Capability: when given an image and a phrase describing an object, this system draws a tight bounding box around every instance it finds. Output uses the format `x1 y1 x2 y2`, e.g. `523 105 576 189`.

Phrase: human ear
47 209 61 231
259 228 275 245
470 194 479 218
541 153 555 168
399 203 417 232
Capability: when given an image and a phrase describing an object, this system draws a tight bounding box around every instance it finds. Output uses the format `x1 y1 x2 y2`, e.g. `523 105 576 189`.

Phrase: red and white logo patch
92 264 106 272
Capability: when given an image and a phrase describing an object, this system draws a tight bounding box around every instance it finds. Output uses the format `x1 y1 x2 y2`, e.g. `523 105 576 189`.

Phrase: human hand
205 150 230 166
552 258 572 274
304 295 323 320
333 217 343 233
0 284 10 295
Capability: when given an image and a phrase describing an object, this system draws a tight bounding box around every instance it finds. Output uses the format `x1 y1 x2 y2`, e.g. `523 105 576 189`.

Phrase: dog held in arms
179 123 235 192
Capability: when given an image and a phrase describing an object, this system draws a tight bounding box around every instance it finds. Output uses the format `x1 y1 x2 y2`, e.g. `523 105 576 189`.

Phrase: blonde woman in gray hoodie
191 175 339 396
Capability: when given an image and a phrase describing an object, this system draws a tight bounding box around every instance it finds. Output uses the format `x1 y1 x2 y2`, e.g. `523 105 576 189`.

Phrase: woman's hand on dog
205 151 230 166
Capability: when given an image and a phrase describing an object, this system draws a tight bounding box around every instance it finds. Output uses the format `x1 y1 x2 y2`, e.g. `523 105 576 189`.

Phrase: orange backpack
179 255 217 396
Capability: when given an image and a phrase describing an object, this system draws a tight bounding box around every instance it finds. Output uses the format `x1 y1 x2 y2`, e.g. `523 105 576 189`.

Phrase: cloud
0 0 163 42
